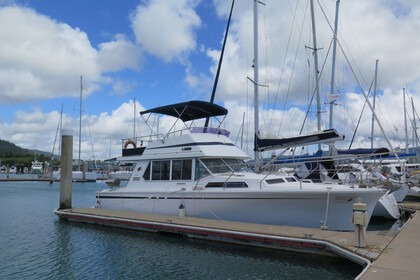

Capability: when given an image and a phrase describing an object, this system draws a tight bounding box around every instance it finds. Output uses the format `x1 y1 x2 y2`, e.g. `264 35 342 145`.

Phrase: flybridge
122 100 230 157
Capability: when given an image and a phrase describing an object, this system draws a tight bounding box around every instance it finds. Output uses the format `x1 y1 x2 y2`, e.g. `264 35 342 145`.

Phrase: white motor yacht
96 101 384 231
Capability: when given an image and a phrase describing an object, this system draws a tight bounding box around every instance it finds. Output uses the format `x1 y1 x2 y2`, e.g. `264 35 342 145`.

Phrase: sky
0 0 419 162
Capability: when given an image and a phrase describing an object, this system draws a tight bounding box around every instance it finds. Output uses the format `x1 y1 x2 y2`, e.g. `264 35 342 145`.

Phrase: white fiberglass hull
97 187 383 231
53 170 98 181
109 171 132 181
372 191 400 219
391 183 409 203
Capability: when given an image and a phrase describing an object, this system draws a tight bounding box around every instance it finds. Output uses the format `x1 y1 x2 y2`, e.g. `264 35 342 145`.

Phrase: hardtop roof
140 100 228 122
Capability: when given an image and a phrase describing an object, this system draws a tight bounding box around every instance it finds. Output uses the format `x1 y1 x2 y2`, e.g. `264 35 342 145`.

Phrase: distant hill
0 139 53 158
0 139 30 156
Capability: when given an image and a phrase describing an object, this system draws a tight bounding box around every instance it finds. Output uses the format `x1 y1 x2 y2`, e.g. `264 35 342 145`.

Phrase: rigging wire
348 79 373 149
276 0 308 135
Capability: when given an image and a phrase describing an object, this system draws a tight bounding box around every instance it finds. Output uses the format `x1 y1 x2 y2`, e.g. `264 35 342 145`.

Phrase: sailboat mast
310 0 322 150
404 88 409 154
412 97 417 152
371 59 379 148
253 0 260 172
328 0 340 129
133 97 136 139
78 76 83 171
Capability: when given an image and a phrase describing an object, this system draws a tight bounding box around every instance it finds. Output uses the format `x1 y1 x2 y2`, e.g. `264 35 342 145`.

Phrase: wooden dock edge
54 207 373 278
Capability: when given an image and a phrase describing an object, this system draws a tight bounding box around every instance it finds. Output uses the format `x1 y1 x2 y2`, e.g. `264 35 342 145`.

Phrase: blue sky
0 0 419 160
0 0 224 117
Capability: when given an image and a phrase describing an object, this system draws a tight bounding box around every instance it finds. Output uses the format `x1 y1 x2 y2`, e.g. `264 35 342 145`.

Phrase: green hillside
0 139 52 166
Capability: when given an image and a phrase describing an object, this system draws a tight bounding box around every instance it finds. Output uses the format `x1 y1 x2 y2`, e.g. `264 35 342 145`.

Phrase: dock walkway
360 211 420 279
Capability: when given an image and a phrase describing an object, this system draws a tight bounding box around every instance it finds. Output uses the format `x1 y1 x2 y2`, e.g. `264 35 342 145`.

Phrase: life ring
123 139 137 149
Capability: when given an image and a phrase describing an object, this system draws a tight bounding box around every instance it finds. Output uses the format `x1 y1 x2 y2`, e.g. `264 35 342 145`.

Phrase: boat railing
261 152 407 187
164 126 230 139
190 127 230 137
121 135 158 157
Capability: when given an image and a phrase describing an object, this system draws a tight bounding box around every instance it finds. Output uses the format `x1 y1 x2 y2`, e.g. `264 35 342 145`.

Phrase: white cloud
0 6 146 103
130 0 201 62
97 34 142 72
0 6 99 101
2 1 420 162
205 0 420 152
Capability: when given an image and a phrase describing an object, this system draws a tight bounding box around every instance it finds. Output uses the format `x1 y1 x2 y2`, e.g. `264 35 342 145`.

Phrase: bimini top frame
140 100 228 122
140 100 229 141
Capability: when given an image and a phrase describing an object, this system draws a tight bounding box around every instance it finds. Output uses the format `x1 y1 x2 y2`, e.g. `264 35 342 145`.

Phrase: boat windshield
222 158 251 172
200 158 251 174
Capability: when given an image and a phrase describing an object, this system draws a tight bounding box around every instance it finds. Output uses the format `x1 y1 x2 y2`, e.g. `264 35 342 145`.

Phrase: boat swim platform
54 207 420 278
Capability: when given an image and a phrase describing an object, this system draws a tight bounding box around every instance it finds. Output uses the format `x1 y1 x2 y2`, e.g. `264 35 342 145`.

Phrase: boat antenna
204 0 235 128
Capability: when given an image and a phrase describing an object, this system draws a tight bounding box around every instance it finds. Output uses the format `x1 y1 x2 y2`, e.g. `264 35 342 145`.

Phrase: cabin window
285 177 297 182
205 182 248 188
152 160 170 180
143 163 151 180
144 159 192 181
171 159 192 180
265 178 285 184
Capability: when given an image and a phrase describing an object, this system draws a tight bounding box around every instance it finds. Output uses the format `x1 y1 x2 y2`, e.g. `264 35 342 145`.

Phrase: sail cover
255 129 344 152
140 100 228 122
336 147 389 157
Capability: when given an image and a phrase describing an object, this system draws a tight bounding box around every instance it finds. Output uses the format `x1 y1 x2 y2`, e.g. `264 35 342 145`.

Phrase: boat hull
372 191 400 219
97 188 383 231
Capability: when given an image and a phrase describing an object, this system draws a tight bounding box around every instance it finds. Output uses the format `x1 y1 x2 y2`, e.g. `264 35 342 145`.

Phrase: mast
204 0 235 128
133 97 136 139
328 0 340 129
253 0 260 172
310 0 322 150
371 59 379 148
404 88 409 154
412 97 417 152
78 76 83 171
50 104 63 181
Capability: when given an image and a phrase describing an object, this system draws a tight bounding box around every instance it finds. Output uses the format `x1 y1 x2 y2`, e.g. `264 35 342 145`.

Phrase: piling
59 129 73 210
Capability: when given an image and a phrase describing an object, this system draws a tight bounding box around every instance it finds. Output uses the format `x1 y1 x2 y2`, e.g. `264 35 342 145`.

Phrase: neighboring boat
372 190 400 219
52 169 97 182
8 166 17 174
105 178 121 187
269 155 402 220
108 170 132 181
95 101 384 231
31 160 43 174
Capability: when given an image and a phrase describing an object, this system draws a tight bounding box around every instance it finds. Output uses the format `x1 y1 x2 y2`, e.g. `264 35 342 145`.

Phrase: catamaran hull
96 189 383 231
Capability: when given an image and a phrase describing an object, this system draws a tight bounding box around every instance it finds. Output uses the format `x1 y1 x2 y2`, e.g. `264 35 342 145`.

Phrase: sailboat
52 77 97 182
251 1 403 220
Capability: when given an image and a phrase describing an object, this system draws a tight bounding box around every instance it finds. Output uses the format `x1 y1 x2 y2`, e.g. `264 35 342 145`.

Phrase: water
0 181 362 279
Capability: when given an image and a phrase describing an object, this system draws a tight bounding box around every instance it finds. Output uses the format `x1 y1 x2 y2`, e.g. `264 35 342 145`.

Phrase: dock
360 193 420 279
55 204 419 279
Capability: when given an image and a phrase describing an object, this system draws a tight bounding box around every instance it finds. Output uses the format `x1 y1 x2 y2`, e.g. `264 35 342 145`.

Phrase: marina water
0 180 362 279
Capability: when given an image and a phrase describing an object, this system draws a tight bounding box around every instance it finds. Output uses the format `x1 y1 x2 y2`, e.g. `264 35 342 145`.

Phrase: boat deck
55 193 420 279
